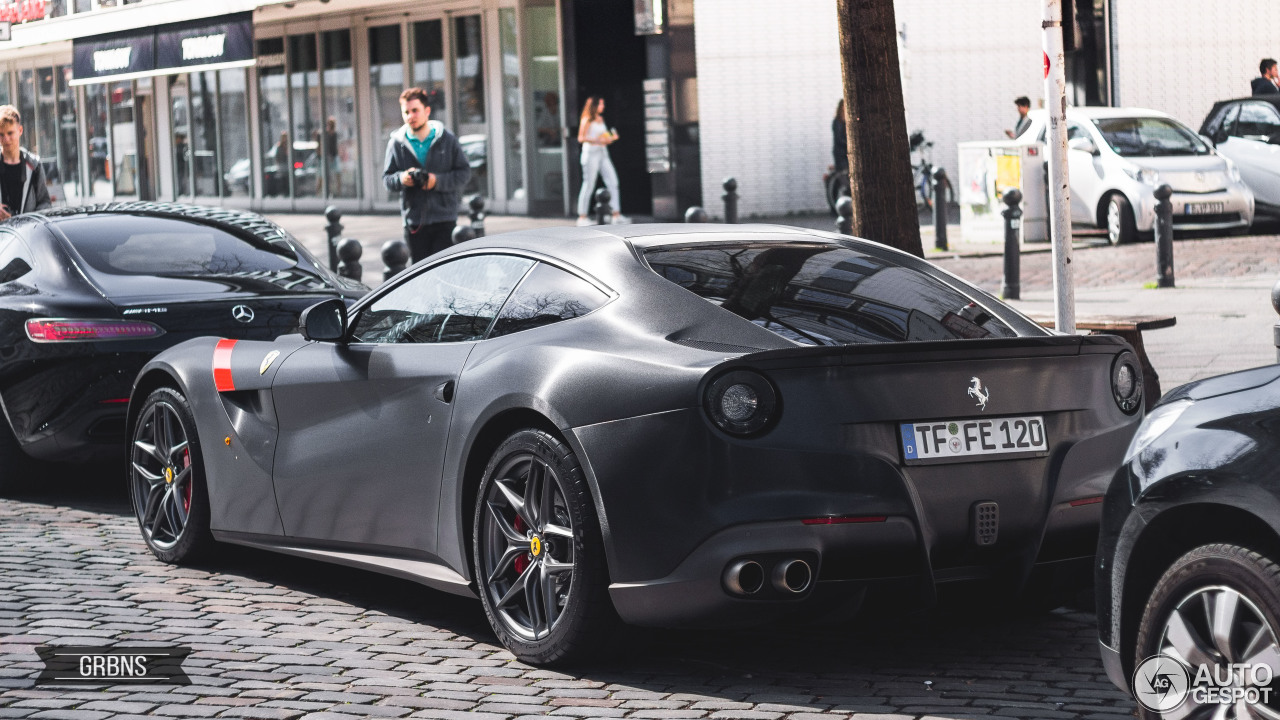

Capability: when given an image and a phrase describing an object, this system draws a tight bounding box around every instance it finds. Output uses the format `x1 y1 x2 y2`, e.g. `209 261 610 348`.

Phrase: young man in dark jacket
0 105 52 221
382 88 471 262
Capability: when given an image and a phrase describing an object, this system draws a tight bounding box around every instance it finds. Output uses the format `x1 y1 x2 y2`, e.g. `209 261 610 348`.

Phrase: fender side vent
972 501 999 547
672 338 763 354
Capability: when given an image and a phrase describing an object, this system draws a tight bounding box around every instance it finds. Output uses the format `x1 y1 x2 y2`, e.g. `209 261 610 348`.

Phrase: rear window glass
489 263 609 339
56 215 297 278
645 243 1016 345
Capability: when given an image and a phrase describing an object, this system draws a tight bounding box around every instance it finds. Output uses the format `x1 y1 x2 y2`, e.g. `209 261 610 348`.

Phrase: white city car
1023 107 1254 245
1200 96 1280 218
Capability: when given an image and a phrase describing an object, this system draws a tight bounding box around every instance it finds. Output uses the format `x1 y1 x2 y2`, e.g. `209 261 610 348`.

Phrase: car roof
1211 96 1280 107
35 202 296 250
1030 106 1175 121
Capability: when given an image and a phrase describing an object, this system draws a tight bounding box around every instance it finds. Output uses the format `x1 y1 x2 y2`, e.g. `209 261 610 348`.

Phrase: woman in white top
576 96 628 225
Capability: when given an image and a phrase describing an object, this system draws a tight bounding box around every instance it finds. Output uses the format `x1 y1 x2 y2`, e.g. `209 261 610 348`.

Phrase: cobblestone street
0 476 1134 720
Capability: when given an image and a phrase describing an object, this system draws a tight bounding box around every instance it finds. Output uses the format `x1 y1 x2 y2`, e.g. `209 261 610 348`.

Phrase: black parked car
0 202 366 492
126 224 1142 665
1097 365 1280 718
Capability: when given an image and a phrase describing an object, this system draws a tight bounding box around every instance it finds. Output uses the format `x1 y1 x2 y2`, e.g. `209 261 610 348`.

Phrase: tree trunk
836 0 923 257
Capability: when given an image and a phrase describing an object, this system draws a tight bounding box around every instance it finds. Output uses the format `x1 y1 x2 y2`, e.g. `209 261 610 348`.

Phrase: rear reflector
213 338 238 392
1070 496 1104 507
801 516 887 525
97 398 131 405
26 318 164 343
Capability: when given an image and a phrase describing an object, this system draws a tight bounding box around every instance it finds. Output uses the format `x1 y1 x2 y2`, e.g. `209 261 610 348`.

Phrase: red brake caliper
182 449 192 512
513 515 528 574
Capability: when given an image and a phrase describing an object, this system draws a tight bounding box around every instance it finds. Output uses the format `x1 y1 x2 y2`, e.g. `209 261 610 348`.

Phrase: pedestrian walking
0 105 51 221
832 98 849 172
1252 59 1280 96
575 96 629 226
382 87 471 263
1005 97 1032 139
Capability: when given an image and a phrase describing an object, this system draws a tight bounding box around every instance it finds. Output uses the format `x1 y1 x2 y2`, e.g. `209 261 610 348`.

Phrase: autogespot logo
1133 654 1276 713
1133 655 1190 713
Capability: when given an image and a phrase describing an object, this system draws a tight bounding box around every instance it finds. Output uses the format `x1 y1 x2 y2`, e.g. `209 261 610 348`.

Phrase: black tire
128 387 214 564
1106 193 1138 246
472 429 616 665
1134 544 1280 719
0 417 30 496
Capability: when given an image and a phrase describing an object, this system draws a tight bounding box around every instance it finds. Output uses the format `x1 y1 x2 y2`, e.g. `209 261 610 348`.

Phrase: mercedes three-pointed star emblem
231 305 255 323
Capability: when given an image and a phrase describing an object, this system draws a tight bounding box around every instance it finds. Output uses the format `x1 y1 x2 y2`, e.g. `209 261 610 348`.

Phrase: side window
1205 104 1237 139
1234 103 1280 140
1066 124 1087 141
488 262 609 339
0 233 35 294
350 254 534 344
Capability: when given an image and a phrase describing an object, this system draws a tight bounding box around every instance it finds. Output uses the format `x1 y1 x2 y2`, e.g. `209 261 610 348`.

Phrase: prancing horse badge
260 350 281 375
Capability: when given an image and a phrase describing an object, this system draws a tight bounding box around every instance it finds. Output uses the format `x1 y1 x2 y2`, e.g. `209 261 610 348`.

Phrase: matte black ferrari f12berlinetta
127 224 1144 664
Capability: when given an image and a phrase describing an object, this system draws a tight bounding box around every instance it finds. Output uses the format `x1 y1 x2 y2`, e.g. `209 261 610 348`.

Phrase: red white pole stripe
213 339 238 392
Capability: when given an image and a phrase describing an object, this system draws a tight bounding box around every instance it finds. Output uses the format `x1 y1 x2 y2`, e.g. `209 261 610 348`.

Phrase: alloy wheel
130 401 194 550
1156 584 1280 719
480 453 576 641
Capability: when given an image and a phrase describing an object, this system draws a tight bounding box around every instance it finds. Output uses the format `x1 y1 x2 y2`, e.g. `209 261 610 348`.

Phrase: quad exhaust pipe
724 557 813 596
773 558 812 594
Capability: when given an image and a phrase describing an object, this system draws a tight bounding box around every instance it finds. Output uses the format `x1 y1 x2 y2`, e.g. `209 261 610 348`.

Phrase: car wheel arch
1119 500 1280 685
1097 190 1130 229
458 407 614 586
127 368 186 440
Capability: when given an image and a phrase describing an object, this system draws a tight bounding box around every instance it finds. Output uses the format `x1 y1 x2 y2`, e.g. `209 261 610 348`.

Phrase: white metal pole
1042 0 1075 334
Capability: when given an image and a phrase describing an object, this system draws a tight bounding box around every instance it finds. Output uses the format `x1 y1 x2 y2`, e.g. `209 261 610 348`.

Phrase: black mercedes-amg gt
0 202 365 491
1097 365 1280 718
127 224 1143 664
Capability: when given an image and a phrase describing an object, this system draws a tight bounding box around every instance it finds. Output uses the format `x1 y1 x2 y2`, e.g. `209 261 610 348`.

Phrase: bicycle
822 129 945 213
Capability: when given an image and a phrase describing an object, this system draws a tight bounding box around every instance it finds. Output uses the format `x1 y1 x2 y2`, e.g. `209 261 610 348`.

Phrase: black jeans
405 222 457 263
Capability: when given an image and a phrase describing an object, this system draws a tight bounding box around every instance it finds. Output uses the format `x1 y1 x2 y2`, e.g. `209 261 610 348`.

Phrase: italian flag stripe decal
213 339 238 392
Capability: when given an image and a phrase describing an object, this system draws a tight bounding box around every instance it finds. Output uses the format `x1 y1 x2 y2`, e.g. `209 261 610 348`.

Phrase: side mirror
0 257 31 284
1067 136 1098 155
300 298 348 342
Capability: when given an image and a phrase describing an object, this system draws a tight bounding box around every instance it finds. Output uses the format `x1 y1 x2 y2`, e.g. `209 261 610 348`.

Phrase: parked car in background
1097 365 1280 718
1022 107 1254 245
459 133 487 198
0 202 366 493
1201 96 1280 218
126 223 1142 665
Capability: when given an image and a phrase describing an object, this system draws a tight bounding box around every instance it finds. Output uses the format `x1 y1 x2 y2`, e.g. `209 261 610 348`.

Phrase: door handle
434 380 455 403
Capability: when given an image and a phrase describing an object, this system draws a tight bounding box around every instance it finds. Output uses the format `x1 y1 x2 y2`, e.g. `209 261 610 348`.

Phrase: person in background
324 117 341 196
1005 97 1032 139
382 86 471 262
0 105 51 221
575 96 629 226
832 98 849 173
1252 59 1280 96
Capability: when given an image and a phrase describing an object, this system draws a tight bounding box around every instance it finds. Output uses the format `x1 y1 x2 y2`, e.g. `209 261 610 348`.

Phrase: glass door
169 75 192 197
525 1 565 213
452 15 488 199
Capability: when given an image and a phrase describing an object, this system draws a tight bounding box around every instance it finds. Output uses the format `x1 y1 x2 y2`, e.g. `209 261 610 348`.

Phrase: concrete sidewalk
268 210 1280 398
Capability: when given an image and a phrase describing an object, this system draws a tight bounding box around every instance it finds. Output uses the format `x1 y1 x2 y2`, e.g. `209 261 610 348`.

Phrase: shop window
289 33 321 199
73 0 90 12
258 61 289 198
0 73 10 106
453 16 487 197
499 9 523 201
219 69 250 198
55 66 80 203
190 71 219 197
35 69 56 177
369 25 403 202
16 70 35 155
109 82 137 196
321 29 357 199
85 83 111 200
527 2 564 210
412 20 446 118
170 74 191 196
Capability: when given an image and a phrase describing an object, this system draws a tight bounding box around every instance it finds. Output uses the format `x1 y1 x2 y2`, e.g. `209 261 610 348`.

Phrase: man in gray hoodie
382 88 472 262
0 105 52 221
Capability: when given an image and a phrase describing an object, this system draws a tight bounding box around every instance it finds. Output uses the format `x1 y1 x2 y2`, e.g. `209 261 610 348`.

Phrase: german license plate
1183 202 1224 215
900 415 1049 464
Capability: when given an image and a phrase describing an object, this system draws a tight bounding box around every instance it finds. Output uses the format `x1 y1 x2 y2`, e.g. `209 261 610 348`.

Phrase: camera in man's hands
407 167 428 188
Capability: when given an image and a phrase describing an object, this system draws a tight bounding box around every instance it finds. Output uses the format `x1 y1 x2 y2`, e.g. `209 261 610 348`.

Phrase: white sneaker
576 217 594 226
611 214 632 225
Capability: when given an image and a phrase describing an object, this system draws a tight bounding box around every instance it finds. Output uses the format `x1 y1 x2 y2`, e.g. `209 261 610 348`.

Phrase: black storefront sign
73 12 253 84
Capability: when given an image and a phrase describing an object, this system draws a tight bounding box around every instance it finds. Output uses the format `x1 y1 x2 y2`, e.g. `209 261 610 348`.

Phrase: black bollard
1001 189 1023 300
594 187 612 225
722 177 739 224
336 238 363 282
932 168 949 251
684 206 708 223
835 195 853 236
1272 278 1280 363
381 239 410 281
468 195 486 238
451 224 477 245
1154 184 1175 288
324 206 343 272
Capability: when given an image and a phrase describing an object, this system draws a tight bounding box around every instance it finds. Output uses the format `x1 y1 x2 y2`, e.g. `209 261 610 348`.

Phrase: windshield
1092 117 1210 156
645 243 1016 346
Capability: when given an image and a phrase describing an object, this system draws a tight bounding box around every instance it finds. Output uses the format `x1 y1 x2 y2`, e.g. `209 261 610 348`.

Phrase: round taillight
1111 351 1143 414
704 370 778 436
